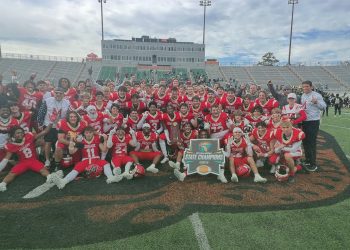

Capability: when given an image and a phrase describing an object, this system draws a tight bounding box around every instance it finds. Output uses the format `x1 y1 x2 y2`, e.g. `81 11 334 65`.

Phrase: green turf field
0 108 349 250
71 108 350 250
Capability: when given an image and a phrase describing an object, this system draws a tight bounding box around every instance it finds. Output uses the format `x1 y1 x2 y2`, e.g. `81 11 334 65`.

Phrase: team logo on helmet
275 165 290 182
85 164 103 178
236 164 251 177
131 164 145 178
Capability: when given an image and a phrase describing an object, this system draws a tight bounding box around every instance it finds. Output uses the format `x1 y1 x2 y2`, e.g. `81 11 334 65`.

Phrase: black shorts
44 127 58 143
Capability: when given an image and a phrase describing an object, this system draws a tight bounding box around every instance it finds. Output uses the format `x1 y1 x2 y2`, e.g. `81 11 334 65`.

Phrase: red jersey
63 88 78 103
251 128 275 153
182 95 195 109
179 130 198 148
266 119 281 131
114 93 131 110
274 127 305 147
179 111 195 129
18 87 43 111
204 112 229 134
82 112 107 133
168 96 183 111
92 101 108 112
190 103 206 120
135 131 158 151
153 92 170 109
220 96 243 115
255 98 279 115
0 118 20 149
81 135 101 160
126 115 141 132
145 111 163 133
111 134 132 156
105 113 124 130
203 98 220 110
242 101 256 115
5 133 37 161
13 111 32 132
244 114 268 127
57 119 87 141
125 101 147 114
228 137 249 158
162 112 182 132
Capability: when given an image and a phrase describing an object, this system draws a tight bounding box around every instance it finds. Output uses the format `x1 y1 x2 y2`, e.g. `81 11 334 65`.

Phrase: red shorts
159 133 166 141
111 154 134 168
230 157 249 167
130 151 161 161
74 158 108 173
11 159 44 175
55 141 67 150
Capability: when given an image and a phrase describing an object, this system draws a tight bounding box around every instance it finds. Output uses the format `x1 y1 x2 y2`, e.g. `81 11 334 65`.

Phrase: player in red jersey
225 127 267 183
103 103 124 132
191 96 206 121
241 94 256 115
249 121 278 173
108 86 131 116
179 103 197 129
244 105 268 128
82 105 108 133
168 87 183 111
9 79 43 111
107 126 136 180
169 122 198 176
255 91 279 115
0 104 20 160
52 110 87 170
282 93 307 127
0 126 59 192
51 126 122 189
159 103 182 164
202 90 220 112
204 104 232 141
266 108 282 131
125 93 147 115
273 120 305 183
9 102 32 132
129 123 162 174
153 84 170 110
92 91 108 112
70 92 92 116
137 101 163 133
122 108 141 133
58 78 78 103
220 88 243 118
223 110 251 145
182 85 196 109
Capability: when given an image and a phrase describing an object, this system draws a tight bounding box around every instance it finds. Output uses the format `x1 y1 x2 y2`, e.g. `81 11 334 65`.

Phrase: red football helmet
61 155 73 168
236 164 251 177
132 164 145 178
275 165 290 182
85 164 103 178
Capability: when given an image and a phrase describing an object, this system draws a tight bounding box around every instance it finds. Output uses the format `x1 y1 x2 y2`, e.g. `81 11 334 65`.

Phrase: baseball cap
142 123 151 129
287 93 297 99
86 105 96 113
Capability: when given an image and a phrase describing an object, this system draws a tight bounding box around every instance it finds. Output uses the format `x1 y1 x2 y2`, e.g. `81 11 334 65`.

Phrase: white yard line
23 182 55 199
321 124 350 130
189 212 211 250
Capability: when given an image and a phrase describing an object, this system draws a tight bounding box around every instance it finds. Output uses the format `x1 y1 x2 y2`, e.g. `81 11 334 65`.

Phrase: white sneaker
160 157 169 164
122 172 133 180
174 169 186 182
217 171 228 183
44 160 51 168
169 161 180 170
0 182 7 192
270 165 277 174
113 167 122 176
256 159 264 168
254 174 267 183
146 165 159 173
46 170 64 183
230 174 239 183
50 174 67 189
106 175 123 184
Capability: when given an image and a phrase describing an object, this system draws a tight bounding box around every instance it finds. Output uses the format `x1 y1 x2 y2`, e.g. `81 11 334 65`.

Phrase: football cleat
113 167 122 176
160 157 169 164
146 165 159 173
254 174 267 183
230 174 239 183
174 169 186 182
106 175 123 184
217 171 228 183
169 161 180 170
0 182 7 192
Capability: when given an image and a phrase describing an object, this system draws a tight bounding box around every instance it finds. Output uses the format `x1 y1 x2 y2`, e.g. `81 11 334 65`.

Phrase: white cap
86 105 96 113
287 93 297 99
142 123 151 129
233 127 243 133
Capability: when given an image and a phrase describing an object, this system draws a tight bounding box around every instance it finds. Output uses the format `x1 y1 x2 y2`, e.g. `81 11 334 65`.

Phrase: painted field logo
0 131 350 249
183 139 225 175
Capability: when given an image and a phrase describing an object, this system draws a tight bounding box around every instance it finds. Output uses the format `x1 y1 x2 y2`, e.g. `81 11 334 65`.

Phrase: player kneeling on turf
107 126 136 180
225 127 267 183
52 126 122 189
0 126 60 192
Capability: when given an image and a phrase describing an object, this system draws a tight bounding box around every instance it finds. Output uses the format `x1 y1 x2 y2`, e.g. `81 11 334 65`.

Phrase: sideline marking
23 182 55 199
189 213 211 250
321 124 350 130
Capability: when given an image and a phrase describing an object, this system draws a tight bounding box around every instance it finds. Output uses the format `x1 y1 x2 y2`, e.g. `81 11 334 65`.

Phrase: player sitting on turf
107 126 136 180
225 127 267 183
52 126 122 189
273 119 305 183
249 121 279 173
129 123 162 173
0 126 60 192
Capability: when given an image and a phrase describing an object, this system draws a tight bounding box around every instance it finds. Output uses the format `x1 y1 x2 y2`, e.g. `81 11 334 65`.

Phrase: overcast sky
0 0 349 65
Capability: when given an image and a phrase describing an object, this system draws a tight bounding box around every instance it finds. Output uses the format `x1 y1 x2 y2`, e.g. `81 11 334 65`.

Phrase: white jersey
44 97 70 128
282 103 304 119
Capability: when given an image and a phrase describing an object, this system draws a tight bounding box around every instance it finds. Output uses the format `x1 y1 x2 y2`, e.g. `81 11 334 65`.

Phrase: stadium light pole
98 0 107 41
199 0 211 45
288 0 298 65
